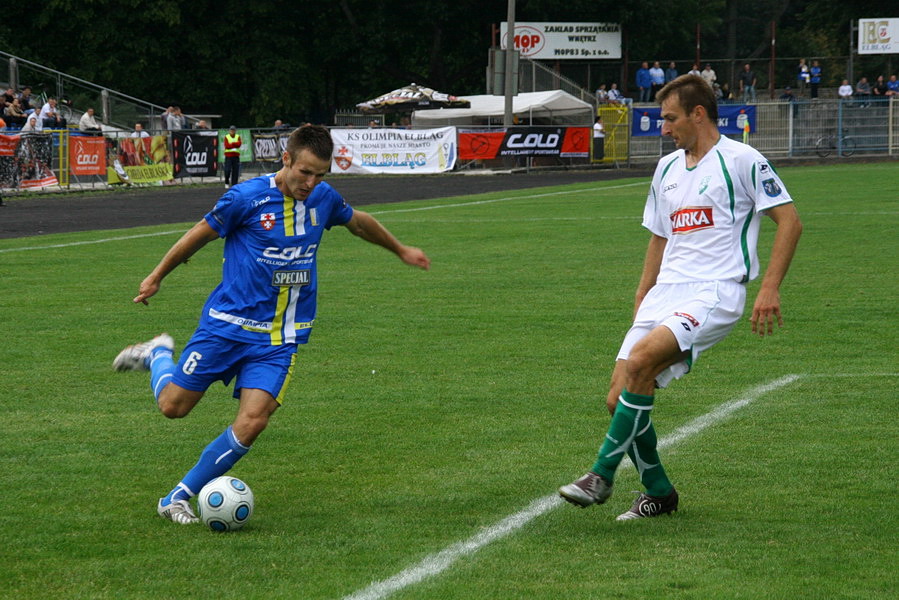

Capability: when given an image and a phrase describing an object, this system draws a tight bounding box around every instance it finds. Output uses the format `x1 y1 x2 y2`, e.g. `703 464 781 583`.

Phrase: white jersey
643 135 792 284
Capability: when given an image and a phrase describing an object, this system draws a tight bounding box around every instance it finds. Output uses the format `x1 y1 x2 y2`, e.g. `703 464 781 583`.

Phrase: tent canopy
410 90 593 127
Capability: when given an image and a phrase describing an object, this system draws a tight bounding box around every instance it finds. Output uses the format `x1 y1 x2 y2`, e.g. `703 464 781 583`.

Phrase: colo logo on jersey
670 207 714 234
261 212 276 230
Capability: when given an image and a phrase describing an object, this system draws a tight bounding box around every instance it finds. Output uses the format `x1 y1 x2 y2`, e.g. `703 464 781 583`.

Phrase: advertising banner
500 22 622 59
631 105 757 137
69 135 106 176
0 133 59 189
858 18 898 54
172 131 219 178
329 127 457 174
252 132 290 163
107 135 173 184
458 127 590 160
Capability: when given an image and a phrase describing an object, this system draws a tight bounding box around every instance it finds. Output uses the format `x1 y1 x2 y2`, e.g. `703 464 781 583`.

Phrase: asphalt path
0 169 652 239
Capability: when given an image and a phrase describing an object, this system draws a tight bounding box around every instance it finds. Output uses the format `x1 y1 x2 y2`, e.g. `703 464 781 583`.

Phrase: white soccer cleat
112 334 174 372
157 498 199 525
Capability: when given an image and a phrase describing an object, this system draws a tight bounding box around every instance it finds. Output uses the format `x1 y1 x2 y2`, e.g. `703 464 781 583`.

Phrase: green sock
627 418 674 498
591 389 654 483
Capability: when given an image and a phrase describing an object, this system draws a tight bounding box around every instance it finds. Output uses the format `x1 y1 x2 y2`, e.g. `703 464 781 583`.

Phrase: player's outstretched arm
344 210 430 270
750 203 802 336
134 219 221 305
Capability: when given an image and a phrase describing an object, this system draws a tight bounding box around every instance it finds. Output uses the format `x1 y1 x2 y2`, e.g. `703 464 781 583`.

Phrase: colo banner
69 135 106 176
253 132 290 163
329 127 457 174
107 135 173 184
0 132 59 189
632 105 757 137
172 131 219 178
458 127 590 160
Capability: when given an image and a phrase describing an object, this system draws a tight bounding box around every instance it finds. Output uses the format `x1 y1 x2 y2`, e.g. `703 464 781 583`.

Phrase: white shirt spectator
838 82 853 99
79 110 102 131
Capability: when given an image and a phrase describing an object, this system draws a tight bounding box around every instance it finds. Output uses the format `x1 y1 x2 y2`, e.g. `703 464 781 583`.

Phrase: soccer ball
197 476 254 532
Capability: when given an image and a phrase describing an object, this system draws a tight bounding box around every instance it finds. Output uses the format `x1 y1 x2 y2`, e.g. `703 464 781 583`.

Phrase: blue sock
148 346 175 404
162 426 250 505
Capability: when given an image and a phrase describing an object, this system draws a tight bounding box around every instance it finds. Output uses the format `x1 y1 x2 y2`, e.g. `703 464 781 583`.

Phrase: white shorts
616 280 746 388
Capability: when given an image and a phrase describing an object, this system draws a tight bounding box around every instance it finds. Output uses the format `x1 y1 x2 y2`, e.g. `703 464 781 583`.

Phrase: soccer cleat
616 488 679 521
112 334 174 372
559 472 613 508
157 498 199 525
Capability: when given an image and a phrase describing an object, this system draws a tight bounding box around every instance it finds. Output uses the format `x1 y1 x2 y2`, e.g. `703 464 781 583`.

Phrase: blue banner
631 105 756 137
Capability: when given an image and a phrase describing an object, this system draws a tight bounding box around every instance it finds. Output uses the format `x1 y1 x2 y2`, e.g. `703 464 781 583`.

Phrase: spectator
196 120 210 129
649 61 665 100
4 97 27 128
159 106 173 130
607 83 627 105
595 83 608 103
39 97 68 129
886 74 899 96
21 113 39 132
78 107 103 134
780 86 798 117
855 77 871 107
872 75 888 98
719 82 735 102
838 79 853 101
809 60 823 99
166 106 186 130
701 63 717 87
2 88 15 112
636 61 652 102
797 58 810 96
18 86 36 114
665 61 678 83
688 63 701 77
132 123 150 138
738 63 757 103
592 115 605 160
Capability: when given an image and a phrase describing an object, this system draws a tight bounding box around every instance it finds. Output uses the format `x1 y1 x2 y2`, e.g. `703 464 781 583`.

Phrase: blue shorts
171 330 298 403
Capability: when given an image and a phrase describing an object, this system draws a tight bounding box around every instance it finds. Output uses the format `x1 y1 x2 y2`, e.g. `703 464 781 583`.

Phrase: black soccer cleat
616 487 679 520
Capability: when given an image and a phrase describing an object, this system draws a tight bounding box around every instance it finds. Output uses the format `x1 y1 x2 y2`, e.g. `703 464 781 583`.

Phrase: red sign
69 136 107 176
458 127 589 160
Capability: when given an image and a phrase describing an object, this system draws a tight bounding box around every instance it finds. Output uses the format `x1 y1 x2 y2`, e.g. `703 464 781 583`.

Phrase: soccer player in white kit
560 74 802 519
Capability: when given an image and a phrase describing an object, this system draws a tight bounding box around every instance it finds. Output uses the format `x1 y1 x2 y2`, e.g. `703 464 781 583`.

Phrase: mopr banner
172 131 219 178
458 127 590 160
329 127 457 174
631 105 757 137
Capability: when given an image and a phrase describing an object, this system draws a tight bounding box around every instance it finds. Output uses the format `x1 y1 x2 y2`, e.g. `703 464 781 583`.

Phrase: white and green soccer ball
197 476 254 532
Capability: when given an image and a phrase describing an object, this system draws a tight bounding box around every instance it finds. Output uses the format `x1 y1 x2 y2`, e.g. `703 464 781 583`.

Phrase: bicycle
815 130 856 158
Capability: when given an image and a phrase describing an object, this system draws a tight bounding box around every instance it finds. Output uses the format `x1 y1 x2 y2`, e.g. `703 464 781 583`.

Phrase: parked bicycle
815 130 855 158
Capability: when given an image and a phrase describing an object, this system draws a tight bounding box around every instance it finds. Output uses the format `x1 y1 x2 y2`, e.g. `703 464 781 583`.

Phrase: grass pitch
0 162 896 599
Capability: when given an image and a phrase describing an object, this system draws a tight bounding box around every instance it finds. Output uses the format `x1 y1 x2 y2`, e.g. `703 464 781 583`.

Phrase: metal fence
627 96 898 162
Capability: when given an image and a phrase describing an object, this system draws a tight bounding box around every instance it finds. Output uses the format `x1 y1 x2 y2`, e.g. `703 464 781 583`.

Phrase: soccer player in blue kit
113 125 430 524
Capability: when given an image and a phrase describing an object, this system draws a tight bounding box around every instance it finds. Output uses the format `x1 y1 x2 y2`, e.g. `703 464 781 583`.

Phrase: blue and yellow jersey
200 174 354 345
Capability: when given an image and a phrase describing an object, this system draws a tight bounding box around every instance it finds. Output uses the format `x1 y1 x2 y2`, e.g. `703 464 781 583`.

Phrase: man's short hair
285 125 333 162
657 74 718 120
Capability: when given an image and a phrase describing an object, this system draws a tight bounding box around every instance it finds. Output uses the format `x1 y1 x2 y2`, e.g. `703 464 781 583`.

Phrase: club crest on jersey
698 175 711 195
762 178 782 197
670 206 714 234
260 212 276 230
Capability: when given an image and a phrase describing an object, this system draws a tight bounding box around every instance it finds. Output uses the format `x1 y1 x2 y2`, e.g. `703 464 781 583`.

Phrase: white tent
410 90 593 127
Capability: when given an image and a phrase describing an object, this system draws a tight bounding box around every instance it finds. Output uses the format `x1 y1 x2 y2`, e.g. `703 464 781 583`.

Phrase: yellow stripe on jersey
271 286 291 345
282 196 295 236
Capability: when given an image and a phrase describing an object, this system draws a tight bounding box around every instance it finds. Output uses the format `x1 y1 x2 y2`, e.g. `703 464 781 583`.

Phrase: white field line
0 181 648 255
342 374 804 600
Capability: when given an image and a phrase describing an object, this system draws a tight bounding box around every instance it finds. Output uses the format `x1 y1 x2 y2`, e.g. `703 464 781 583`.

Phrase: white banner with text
329 127 457 174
